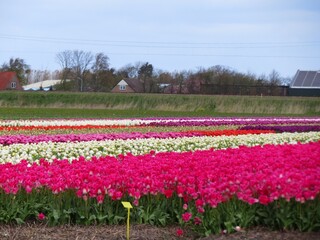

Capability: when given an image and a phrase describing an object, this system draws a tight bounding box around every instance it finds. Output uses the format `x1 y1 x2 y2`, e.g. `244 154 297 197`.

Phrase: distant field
0 91 319 118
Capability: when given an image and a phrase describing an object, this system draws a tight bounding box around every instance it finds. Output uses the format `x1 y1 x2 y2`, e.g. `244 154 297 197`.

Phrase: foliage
138 62 154 92
89 53 117 91
0 92 319 116
2 189 318 235
0 107 218 120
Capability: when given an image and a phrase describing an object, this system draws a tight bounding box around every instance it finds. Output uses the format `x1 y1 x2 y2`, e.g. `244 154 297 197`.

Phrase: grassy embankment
0 91 319 119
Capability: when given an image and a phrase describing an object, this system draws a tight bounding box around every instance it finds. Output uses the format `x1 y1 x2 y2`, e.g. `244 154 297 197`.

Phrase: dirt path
0 224 319 240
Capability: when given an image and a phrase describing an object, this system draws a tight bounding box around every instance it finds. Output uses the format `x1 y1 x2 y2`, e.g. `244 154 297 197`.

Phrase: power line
0 34 319 49
1 49 319 59
105 52 320 59
1 34 319 60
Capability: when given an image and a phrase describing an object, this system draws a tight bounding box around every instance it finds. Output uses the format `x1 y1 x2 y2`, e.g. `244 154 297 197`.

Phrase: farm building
111 78 144 93
23 79 65 91
0 72 23 91
288 70 320 96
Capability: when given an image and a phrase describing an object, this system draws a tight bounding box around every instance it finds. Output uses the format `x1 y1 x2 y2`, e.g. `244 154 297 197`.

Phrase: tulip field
0 116 320 236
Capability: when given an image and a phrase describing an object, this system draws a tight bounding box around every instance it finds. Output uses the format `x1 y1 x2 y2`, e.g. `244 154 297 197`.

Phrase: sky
1 0 320 79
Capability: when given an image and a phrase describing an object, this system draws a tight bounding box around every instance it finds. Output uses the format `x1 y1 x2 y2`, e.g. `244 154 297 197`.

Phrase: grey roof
291 70 320 88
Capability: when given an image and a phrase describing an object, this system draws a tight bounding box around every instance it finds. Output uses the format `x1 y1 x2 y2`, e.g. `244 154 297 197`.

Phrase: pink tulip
182 212 192 222
38 213 46 220
176 228 184 237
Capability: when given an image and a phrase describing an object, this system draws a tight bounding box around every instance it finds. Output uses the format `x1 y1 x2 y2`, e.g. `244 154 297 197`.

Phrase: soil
0 224 319 240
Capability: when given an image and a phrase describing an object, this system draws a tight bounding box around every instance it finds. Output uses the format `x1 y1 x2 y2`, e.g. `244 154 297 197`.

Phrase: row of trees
55 50 159 92
1 50 289 93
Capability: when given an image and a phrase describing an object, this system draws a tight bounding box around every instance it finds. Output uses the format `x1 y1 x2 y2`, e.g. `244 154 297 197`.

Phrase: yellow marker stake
121 201 133 240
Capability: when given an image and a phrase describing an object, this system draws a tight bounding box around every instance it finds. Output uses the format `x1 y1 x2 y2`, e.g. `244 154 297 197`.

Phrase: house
111 78 144 93
289 70 320 96
0 72 23 91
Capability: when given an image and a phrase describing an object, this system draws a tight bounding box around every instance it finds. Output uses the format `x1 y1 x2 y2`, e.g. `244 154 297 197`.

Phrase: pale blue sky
1 0 319 78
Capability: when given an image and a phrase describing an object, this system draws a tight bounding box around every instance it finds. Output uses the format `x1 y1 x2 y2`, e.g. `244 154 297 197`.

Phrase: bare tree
173 71 188 94
28 70 46 83
117 62 144 79
186 74 201 94
51 70 61 80
117 64 133 78
280 76 291 86
92 53 109 73
72 50 94 91
268 69 281 86
91 53 114 91
56 50 73 70
56 50 73 89
56 50 94 91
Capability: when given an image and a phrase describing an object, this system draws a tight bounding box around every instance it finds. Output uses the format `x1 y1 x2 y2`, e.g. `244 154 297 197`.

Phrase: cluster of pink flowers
0 141 319 208
0 129 274 145
239 125 320 133
145 117 320 127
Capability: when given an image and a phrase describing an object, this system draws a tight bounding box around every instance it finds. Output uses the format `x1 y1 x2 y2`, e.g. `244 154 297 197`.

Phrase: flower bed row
0 141 319 233
2 141 319 203
0 124 137 132
239 125 320 133
145 118 320 127
0 129 275 146
1 131 319 164
1 117 320 128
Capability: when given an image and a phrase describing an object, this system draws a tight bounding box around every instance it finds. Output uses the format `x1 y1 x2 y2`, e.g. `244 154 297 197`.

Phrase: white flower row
0 119 145 127
1 117 319 127
0 131 319 164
